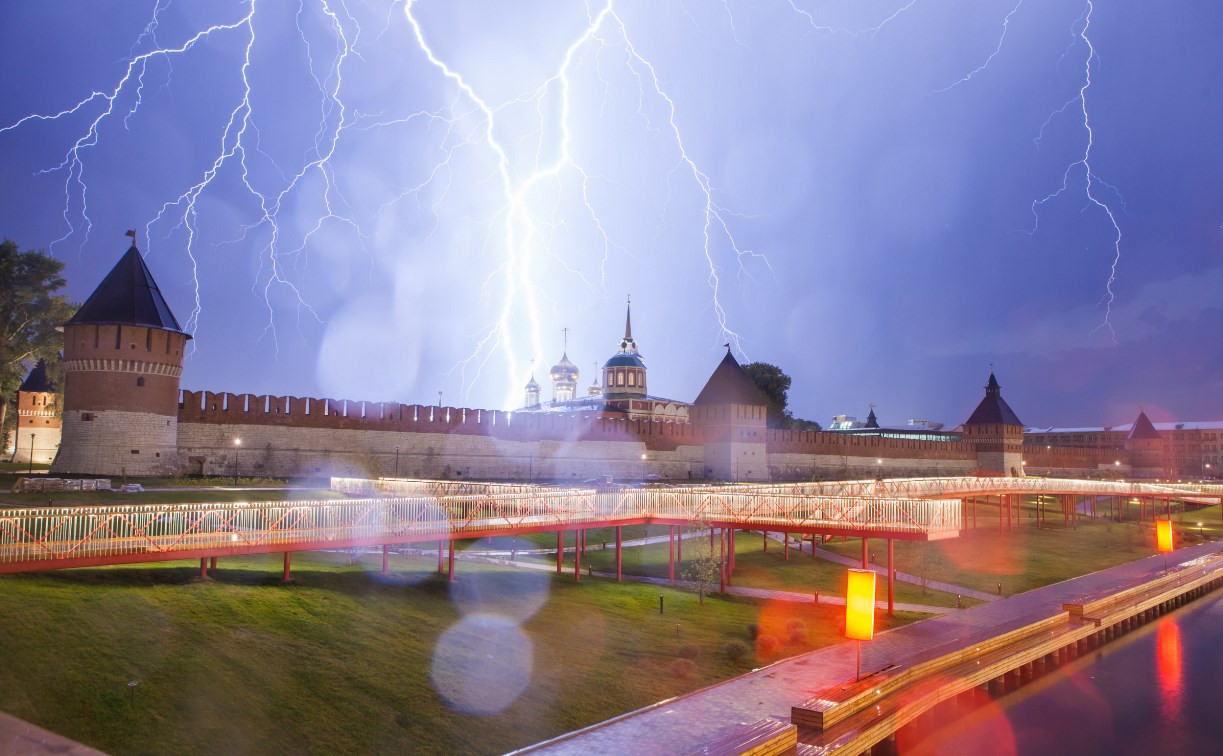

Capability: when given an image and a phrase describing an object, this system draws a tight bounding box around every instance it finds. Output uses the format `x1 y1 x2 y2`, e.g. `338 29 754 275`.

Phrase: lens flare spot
431 614 533 715
449 559 551 622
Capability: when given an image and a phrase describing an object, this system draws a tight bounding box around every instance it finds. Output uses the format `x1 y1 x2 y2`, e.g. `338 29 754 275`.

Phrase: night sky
2 0 1220 430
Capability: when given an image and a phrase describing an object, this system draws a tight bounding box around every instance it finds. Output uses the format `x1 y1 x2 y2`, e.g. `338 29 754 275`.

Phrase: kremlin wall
29 239 1212 482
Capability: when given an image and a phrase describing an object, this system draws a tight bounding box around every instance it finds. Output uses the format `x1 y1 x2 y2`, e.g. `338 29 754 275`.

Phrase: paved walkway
519 539 1223 754
807 543 1000 602
408 549 953 615
0 710 103 755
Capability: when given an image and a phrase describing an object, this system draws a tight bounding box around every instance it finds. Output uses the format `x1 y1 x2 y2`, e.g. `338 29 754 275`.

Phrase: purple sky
2 0 1221 430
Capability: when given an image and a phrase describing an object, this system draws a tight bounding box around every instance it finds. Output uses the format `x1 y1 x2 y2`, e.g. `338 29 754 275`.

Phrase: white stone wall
176 422 707 483
768 452 975 481
10 426 61 464
51 410 179 476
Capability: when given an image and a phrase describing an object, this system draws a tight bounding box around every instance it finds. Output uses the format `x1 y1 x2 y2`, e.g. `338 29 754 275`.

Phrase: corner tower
51 234 190 476
961 371 1024 476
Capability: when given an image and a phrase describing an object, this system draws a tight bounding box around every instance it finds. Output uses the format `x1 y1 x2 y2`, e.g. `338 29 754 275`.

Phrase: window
81 412 94 421
628 372 636 387
145 329 152 351
136 376 145 387
115 325 121 349
617 372 625 386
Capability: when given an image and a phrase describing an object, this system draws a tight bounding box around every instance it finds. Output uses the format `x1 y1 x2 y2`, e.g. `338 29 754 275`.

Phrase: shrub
786 618 808 644
725 640 748 661
676 644 700 660
670 658 697 679
747 623 760 640
755 634 780 655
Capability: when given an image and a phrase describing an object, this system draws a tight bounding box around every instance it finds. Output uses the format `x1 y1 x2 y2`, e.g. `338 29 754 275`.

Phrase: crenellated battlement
766 428 977 460
178 389 704 450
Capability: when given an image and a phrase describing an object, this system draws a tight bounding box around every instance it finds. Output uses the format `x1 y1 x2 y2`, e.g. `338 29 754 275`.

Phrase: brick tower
691 348 769 481
1125 409 1166 478
51 236 190 476
961 371 1024 476
12 359 61 465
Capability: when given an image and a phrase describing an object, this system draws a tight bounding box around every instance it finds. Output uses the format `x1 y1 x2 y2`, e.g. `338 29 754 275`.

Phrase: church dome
525 374 540 390
603 352 645 369
549 353 579 384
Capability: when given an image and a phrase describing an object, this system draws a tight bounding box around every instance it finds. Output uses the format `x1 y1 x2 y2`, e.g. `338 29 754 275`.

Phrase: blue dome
603 352 645 369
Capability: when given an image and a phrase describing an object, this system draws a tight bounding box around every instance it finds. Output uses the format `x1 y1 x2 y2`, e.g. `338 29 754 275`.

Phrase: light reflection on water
913 592 1223 755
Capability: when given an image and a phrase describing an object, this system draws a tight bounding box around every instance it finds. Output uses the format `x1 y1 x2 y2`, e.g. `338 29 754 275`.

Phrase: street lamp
233 438 242 485
394 446 400 477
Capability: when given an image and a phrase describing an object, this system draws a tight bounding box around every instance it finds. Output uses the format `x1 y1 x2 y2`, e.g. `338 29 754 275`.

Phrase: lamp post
641 453 647 482
28 432 35 475
233 438 242 485
1156 519 1173 571
845 569 876 681
394 446 400 477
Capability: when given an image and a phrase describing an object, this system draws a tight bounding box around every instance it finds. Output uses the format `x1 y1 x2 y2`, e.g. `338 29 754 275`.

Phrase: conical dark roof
864 408 879 429
18 359 54 393
65 244 187 335
964 372 1023 426
693 349 767 406
1128 410 1161 441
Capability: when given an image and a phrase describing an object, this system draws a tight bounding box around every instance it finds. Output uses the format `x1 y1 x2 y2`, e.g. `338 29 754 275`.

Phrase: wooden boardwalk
518 539 1223 755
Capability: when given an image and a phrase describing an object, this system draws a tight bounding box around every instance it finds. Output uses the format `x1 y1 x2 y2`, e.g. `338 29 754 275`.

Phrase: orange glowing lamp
845 569 877 641
1156 519 1174 554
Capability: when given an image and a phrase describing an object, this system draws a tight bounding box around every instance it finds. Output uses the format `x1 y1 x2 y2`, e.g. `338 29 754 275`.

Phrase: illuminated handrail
0 488 959 569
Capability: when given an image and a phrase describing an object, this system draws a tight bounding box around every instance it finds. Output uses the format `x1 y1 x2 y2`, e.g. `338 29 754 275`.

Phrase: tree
742 361 822 431
680 523 723 605
0 240 74 448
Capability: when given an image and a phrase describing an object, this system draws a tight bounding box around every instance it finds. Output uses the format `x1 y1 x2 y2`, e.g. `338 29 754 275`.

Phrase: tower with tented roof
690 347 769 481
51 232 190 475
961 370 1025 476
1126 408 1166 477
11 359 60 465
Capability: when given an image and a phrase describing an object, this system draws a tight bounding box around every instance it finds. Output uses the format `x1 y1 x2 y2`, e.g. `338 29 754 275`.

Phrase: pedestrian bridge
1 476 1218 574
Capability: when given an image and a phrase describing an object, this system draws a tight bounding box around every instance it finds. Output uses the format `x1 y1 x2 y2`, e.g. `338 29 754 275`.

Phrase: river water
913 591 1223 755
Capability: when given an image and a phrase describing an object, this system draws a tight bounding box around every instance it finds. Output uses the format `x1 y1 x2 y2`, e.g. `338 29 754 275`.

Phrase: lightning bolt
931 0 1023 94
404 0 769 405
1028 0 1124 341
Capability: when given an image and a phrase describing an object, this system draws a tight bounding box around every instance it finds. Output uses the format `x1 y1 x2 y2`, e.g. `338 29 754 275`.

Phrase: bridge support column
381 545 388 575
557 531 564 573
677 527 682 565
209 556 217 572
763 529 768 553
719 529 726 594
615 526 623 583
887 539 895 616
784 532 789 561
574 532 581 583
437 540 444 574
283 551 291 582
447 539 455 583
199 558 207 579
668 526 675 585
861 537 869 570
728 529 735 584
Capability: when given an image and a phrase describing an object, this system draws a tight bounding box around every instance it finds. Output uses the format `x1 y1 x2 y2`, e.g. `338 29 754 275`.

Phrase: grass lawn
0 549 923 755
563 526 972 608
820 499 1223 597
